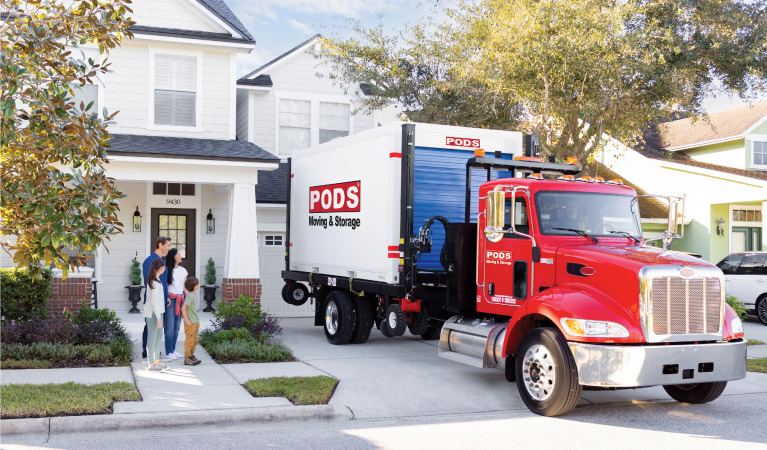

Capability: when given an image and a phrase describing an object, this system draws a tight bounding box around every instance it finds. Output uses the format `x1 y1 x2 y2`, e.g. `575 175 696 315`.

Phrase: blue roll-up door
413 146 511 270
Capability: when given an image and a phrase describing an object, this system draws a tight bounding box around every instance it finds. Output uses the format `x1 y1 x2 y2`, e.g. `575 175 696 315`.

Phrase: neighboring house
236 35 398 315
2 0 280 313
599 102 767 263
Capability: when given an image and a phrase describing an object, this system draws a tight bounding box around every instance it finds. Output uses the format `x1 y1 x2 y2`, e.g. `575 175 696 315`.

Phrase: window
732 209 762 223
319 102 350 143
158 214 187 258
504 198 529 237
753 141 767 166
736 254 767 275
153 183 195 196
717 254 743 274
279 99 311 153
264 235 283 246
70 84 98 115
154 54 196 127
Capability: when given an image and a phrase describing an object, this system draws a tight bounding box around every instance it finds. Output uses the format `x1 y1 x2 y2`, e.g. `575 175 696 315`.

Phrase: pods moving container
286 122 523 288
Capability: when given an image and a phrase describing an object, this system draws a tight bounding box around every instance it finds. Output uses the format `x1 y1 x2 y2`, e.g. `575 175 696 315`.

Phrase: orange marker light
565 319 585 335
576 176 593 182
527 173 543 180
594 177 605 183
557 175 575 181
566 156 578 164
474 149 485 157
606 179 624 185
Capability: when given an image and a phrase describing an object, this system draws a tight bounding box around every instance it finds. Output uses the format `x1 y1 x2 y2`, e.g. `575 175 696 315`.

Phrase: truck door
478 194 533 315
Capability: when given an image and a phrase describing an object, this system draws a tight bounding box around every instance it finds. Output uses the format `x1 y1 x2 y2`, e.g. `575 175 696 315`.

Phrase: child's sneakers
148 364 163 372
184 357 201 366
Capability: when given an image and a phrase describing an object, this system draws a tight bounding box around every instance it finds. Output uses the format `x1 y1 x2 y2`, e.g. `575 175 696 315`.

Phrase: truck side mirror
485 190 505 243
664 197 685 248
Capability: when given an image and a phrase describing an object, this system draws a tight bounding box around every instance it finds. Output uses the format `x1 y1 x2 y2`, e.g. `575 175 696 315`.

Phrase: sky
224 0 764 115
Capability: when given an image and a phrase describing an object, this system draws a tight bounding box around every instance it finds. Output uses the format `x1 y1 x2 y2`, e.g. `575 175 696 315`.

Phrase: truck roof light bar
606 179 624 185
576 176 593 182
566 156 578 164
527 173 544 180
594 177 605 183
474 149 485 157
557 175 575 181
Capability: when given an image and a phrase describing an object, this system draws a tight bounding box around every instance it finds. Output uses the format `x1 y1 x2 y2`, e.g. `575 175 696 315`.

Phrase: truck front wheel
663 382 727 404
515 328 582 417
324 291 356 345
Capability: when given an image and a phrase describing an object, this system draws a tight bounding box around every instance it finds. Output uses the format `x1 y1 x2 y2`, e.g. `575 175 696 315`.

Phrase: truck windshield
535 191 641 238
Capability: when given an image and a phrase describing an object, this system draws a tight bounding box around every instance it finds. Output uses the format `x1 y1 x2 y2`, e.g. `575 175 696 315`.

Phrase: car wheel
757 296 767 326
323 290 356 345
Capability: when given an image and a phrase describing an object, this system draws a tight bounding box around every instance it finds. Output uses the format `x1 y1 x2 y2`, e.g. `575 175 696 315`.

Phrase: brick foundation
49 276 92 315
221 278 262 303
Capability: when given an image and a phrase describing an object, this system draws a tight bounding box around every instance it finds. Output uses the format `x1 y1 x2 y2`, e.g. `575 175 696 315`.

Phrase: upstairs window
319 102 350 144
154 54 196 127
753 140 767 167
279 99 311 154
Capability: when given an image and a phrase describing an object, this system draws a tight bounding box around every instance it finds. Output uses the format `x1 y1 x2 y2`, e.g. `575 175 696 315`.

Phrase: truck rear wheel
381 304 407 337
663 382 727 404
515 328 582 417
282 283 309 306
407 311 430 336
350 294 373 344
324 291 356 345
420 321 442 340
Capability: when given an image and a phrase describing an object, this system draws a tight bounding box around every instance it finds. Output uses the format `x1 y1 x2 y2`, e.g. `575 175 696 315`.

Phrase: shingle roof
578 163 669 219
255 162 289 203
239 34 321 81
196 0 254 41
657 102 767 150
107 134 279 163
237 75 273 87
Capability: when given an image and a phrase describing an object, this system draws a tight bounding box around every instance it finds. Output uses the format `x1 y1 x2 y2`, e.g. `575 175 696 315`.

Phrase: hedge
0 268 52 321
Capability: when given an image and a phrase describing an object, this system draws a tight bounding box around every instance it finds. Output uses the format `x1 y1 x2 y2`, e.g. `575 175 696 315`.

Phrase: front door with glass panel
151 208 196 276
732 227 762 252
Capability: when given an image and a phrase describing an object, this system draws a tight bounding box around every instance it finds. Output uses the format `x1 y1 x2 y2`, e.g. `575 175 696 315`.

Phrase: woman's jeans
164 298 182 355
145 314 163 363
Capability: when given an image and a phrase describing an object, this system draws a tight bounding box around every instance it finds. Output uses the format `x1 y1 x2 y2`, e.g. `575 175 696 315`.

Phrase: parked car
717 252 767 325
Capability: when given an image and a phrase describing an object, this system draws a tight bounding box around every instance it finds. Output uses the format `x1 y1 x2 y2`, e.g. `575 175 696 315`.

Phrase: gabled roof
238 75 273 87
107 134 278 163
197 0 253 41
657 102 767 151
578 163 668 219
255 163 289 203
239 34 321 82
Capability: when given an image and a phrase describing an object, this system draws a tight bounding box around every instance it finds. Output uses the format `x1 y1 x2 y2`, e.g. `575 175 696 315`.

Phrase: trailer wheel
407 310 430 336
324 290 356 345
282 283 309 306
350 294 374 344
515 328 582 417
420 321 442 340
381 304 407 337
663 382 727 404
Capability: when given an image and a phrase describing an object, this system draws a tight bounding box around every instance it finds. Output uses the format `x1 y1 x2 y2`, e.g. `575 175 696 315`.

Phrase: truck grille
649 277 722 336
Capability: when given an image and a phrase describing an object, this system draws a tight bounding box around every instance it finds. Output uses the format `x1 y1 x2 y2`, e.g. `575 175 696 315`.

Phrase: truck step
438 350 485 368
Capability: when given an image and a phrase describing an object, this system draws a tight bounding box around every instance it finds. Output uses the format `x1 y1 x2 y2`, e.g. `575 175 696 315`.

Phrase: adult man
142 236 171 359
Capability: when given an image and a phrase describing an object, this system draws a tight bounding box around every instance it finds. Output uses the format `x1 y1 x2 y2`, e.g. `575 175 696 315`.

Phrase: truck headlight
560 318 629 338
731 316 744 335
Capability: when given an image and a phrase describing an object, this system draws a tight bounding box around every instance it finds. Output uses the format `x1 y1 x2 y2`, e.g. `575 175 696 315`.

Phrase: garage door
258 233 313 316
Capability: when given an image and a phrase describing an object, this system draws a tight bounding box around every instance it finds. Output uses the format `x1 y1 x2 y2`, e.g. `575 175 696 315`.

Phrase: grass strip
0 382 140 419
747 339 765 346
746 358 767 374
0 360 52 369
243 376 338 405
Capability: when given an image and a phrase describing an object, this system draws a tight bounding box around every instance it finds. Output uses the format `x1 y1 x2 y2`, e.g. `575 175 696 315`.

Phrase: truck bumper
569 340 747 387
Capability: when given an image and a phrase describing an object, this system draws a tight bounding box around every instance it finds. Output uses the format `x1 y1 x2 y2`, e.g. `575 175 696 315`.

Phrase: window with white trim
753 140 767 166
279 99 311 153
319 102 350 143
264 235 283 246
154 54 196 127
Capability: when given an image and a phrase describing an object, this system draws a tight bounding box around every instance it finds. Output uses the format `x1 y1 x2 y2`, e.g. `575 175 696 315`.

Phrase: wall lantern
133 207 142 232
206 209 215 234
716 217 726 237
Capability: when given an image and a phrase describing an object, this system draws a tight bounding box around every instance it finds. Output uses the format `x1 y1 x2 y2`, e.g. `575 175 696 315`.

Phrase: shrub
1 316 77 344
205 258 217 285
73 302 125 344
212 295 267 330
0 268 52 321
1 342 123 367
108 334 133 363
205 339 294 363
129 257 142 286
726 294 748 318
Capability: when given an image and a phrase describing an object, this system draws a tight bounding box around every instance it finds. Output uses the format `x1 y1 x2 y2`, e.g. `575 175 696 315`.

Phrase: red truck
281 123 747 416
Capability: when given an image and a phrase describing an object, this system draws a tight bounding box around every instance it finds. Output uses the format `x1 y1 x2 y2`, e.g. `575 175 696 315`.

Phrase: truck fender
501 284 643 357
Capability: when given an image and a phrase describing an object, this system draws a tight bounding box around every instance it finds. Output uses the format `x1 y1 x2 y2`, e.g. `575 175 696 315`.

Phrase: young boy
181 277 202 366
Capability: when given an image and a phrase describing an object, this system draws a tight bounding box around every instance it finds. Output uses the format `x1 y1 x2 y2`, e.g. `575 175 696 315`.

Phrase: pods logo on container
446 136 480 148
309 181 361 213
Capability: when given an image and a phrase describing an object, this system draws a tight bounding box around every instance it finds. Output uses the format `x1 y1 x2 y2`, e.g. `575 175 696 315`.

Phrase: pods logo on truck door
446 136 480 148
309 181 361 213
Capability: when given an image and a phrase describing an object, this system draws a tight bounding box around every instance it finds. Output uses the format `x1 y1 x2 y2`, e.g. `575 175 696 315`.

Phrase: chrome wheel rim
759 299 767 324
292 288 305 301
522 344 556 401
325 300 339 335
388 311 398 329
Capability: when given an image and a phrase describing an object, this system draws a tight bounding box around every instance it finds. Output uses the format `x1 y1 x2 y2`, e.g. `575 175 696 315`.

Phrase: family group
141 236 202 371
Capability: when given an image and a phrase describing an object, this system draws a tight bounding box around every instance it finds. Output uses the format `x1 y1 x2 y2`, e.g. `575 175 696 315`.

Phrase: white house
235 35 399 315
2 0 281 313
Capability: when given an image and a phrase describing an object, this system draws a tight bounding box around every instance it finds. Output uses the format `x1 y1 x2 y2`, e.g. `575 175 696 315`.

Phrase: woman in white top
144 258 166 371
164 248 188 360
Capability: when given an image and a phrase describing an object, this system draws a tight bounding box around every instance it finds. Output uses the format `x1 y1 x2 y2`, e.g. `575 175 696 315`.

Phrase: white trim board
243 37 320 80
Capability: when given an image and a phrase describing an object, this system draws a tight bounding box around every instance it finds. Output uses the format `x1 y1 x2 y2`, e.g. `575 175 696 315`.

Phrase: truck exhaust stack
438 316 507 370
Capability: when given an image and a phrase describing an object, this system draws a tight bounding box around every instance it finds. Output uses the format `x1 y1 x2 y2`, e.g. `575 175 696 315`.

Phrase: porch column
222 183 262 303
762 201 767 252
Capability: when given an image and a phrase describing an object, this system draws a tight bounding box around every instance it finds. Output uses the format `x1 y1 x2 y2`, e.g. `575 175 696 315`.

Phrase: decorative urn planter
126 285 144 313
202 285 219 312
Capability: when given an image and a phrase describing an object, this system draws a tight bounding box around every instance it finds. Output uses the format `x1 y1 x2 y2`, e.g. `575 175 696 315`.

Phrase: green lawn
0 382 140 419
243 376 338 405
747 339 765 346
746 358 767 374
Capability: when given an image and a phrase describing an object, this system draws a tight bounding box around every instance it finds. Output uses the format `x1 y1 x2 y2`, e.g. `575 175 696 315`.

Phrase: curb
1 404 353 436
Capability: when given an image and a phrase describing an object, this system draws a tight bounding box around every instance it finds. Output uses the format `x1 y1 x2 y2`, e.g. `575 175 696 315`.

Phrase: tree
324 0 767 163
1 0 134 277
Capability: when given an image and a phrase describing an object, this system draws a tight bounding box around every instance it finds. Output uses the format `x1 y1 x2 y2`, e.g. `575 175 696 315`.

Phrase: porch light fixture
206 209 215 234
133 207 142 232
716 218 725 237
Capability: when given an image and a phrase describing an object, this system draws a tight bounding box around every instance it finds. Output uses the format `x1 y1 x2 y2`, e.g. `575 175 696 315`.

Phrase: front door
151 208 196 277
733 227 762 252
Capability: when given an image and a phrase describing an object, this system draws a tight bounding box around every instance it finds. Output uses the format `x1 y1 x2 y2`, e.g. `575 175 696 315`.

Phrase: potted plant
202 257 219 312
125 257 144 313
